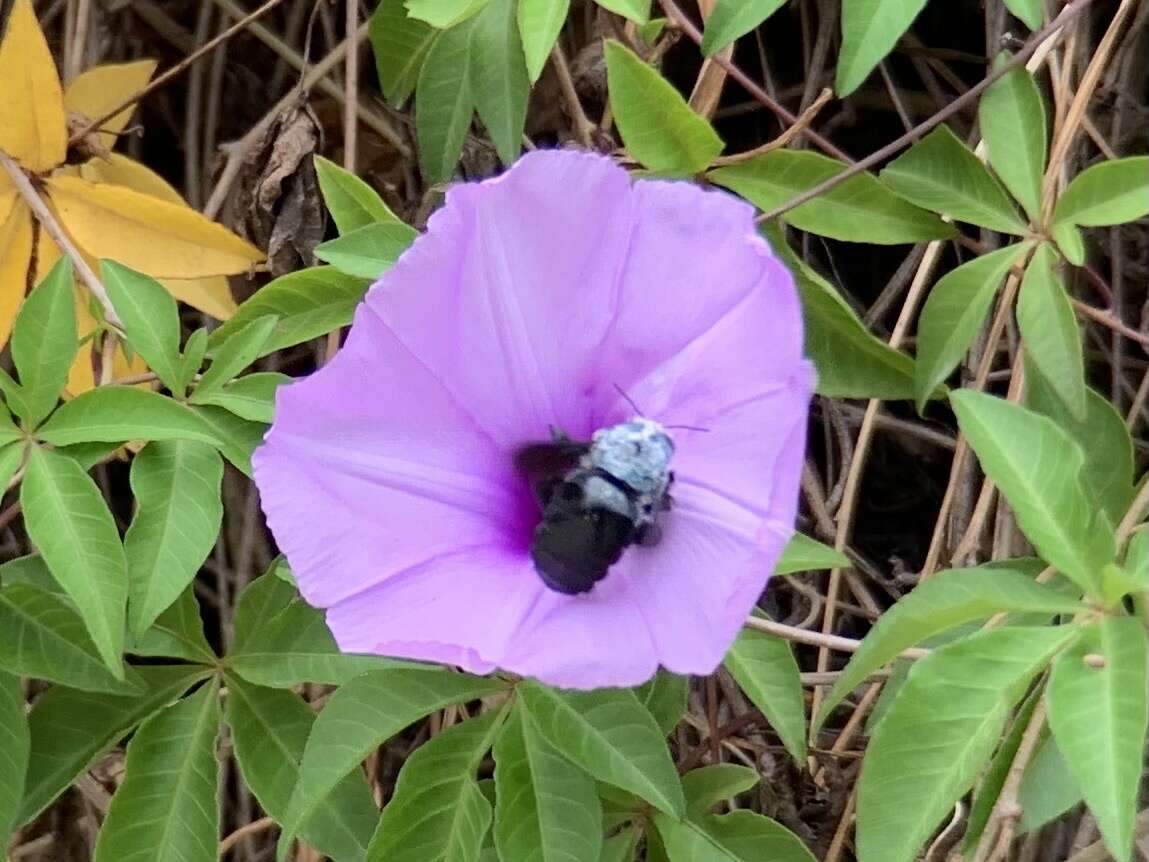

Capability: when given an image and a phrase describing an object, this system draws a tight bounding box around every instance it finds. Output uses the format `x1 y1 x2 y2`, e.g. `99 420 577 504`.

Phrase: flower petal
254 300 534 609
46 175 264 278
368 149 635 445
64 60 157 151
0 0 66 172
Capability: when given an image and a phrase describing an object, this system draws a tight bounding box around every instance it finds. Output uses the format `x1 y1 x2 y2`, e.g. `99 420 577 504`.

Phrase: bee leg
635 522 663 547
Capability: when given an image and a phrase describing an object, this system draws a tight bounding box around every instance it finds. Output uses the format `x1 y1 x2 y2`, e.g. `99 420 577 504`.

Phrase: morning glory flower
254 150 813 689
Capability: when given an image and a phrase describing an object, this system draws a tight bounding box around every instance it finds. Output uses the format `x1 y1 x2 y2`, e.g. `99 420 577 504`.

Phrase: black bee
515 418 675 595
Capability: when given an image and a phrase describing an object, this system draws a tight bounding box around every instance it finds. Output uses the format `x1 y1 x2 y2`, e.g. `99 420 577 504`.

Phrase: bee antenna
664 424 710 433
612 382 644 416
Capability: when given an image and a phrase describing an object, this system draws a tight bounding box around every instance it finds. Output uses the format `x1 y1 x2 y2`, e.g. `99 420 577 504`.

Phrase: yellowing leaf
0 198 32 346
0 0 67 171
79 157 236 319
46 175 264 278
65 60 158 151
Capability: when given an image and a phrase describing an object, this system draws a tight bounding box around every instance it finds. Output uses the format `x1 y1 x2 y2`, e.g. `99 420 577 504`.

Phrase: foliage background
0 0 1147 861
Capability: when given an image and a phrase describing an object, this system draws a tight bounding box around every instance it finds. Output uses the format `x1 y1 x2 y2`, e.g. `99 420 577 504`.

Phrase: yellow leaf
65 60 157 151
45 175 264 278
0 0 66 171
0 197 32 346
77 156 237 319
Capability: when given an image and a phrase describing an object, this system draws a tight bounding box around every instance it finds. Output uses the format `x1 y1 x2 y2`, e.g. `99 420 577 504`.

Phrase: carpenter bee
515 418 675 595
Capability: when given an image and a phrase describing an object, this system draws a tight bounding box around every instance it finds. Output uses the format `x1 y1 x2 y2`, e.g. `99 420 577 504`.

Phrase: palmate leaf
370 0 439 105
0 671 28 848
1004 0 1043 28
914 243 1031 412
815 564 1083 731
37 386 223 448
636 670 689 735
709 151 953 244
493 706 602 862
979 62 1047 222
724 629 806 761
701 0 787 56
775 532 849 573
186 404 265 478
10 257 77 426
471 0 530 165
949 391 1114 596
683 764 760 815
130 586 215 664
1016 244 1087 418
0 0 66 171
1047 617 1149 862
1052 156 1149 228
195 315 277 397
417 18 478 184
856 626 1077 862
207 267 369 358
594 0 650 23
654 810 815 862
836 0 929 96
101 261 183 395
64 59 157 151
1019 731 1083 833
125 440 223 639
881 125 1027 234
21 446 127 674
228 572 401 688
314 222 420 279
367 710 505 862
518 682 685 817
93 679 221 862
190 372 288 424
0 581 138 693
604 40 723 175
277 669 509 859
406 0 491 27
20 665 210 824
314 155 406 234
518 0 570 82
45 176 263 278
226 676 378 862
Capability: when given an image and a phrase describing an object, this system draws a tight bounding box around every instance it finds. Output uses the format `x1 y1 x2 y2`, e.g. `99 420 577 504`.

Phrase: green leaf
313 221 419 279
816 564 1084 730
19 665 209 824
710 151 953 244
1047 617 1148 862
682 764 760 815
914 243 1031 411
367 710 504 862
176 327 208 396
471 0 530 164
21 446 127 673
1025 358 1134 527
190 372 288 424
836 0 929 96
979 62 1046 222
881 125 1027 233
775 532 850 573
11 257 77 426
605 40 723 174
228 572 400 687
1019 731 1083 832
519 682 685 817
1017 244 1086 418
594 0 649 23
93 680 221 862
0 582 137 692
278 669 508 858
406 0 491 27
129 586 215 664
0 672 28 848
949 391 1114 595
314 154 404 233
125 440 223 639
857 626 1077 862
226 676 378 862
700 0 787 56
0 441 25 497
1003 0 1042 28
186 404 265 478
0 401 23 446
417 19 477 184
102 261 184 394
37 387 223 447
1053 156 1149 227
493 706 602 862
636 670 689 735
370 0 439 105
195 314 277 397
208 267 369 358
518 0 569 81
724 629 806 761
766 224 917 399
655 810 816 862
1052 221 1086 265
601 830 640 862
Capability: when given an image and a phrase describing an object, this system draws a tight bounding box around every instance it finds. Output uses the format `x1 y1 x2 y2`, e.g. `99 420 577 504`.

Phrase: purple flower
253 150 813 689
